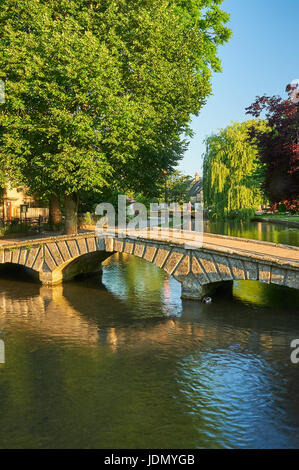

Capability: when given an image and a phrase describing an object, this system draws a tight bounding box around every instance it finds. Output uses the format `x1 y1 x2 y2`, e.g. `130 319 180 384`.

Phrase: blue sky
179 0 299 177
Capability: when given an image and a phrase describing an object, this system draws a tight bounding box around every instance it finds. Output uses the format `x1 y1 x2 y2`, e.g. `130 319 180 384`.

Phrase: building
0 184 49 223
188 172 203 203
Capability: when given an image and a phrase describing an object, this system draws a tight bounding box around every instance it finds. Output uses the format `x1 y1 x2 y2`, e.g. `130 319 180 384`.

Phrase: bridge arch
51 234 299 299
46 235 188 285
0 261 42 283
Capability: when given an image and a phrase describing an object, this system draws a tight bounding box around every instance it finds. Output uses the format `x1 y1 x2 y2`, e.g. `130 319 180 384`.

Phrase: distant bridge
0 230 298 299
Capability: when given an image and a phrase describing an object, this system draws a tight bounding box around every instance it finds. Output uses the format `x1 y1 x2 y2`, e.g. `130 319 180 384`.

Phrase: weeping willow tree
202 120 269 218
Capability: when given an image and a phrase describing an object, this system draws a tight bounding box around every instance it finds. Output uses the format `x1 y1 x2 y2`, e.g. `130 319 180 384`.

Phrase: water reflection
205 220 299 247
0 253 299 448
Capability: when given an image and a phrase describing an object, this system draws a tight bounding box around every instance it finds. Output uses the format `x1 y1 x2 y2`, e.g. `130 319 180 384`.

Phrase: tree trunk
64 193 79 235
49 194 62 230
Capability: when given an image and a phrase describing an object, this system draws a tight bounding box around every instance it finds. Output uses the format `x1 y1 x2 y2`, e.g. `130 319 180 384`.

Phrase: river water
0 221 298 449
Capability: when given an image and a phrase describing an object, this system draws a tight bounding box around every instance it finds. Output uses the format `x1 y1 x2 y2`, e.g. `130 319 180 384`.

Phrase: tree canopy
246 83 299 211
0 0 231 232
162 170 193 204
203 120 269 218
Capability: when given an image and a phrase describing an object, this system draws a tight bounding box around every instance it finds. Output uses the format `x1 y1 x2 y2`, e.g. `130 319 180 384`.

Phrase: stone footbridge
0 230 298 299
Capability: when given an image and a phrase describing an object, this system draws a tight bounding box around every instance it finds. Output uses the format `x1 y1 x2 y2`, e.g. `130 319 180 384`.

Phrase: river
0 220 298 448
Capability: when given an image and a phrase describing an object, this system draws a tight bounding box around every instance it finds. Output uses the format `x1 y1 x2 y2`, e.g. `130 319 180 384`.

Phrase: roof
188 178 203 197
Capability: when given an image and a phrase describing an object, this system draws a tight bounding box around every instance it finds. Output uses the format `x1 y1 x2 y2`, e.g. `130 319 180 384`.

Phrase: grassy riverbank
251 214 299 228
255 214 299 221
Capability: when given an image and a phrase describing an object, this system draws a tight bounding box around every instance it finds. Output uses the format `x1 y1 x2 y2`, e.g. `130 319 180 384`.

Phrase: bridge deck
202 233 299 263
120 229 299 266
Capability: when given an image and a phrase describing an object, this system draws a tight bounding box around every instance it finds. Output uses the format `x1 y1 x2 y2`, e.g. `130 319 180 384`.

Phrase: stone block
243 261 258 280
134 243 145 258
196 252 221 283
46 243 64 266
32 247 44 272
143 245 157 262
44 246 57 271
66 240 79 258
25 246 40 268
114 239 124 252
11 248 20 264
229 258 246 280
285 271 299 289
56 241 71 261
173 255 190 280
77 238 89 255
124 242 134 254
163 251 184 275
213 254 233 281
4 249 12 263
18 247 29 266
258 264 271 283
271 267 286 286
191 255 209 284
153 248 170 268
105 237 114 252
86 237 96 252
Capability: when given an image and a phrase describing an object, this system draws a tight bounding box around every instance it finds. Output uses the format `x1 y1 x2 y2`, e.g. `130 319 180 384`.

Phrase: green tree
162 170 192 204
203 120 269 218
0 0 231 233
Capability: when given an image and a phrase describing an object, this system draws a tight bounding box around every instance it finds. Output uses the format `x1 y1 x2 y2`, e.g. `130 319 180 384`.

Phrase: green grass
257 214 299 221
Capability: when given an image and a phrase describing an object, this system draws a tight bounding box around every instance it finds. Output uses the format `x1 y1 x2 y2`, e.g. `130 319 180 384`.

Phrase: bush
277 203 287 213
0 222 33 236
207 208 256 221
78 212 96 227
